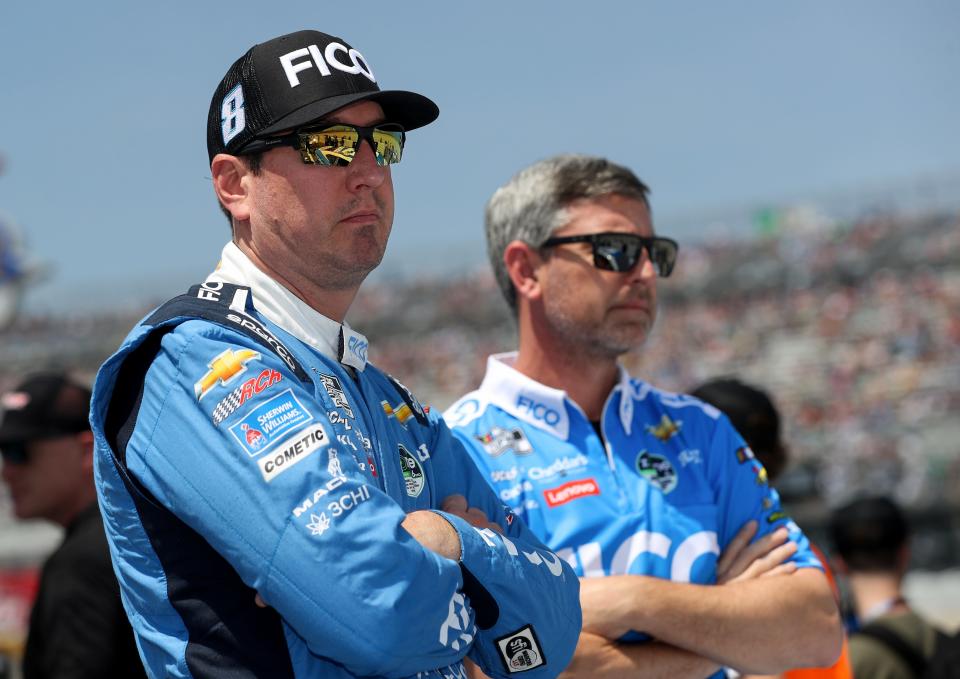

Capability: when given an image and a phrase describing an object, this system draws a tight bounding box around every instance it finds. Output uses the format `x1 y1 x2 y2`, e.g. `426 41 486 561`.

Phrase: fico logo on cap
279 42 376 88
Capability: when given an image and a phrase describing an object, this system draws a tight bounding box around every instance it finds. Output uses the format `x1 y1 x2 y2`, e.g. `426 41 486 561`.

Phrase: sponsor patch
678 449 702 467
399 444 425 497
646 414 682 442
544 478 600 508
292 477 348 519
229 389 313 457
516 395 562 427
302 484 373 537
496 625 545 673
491 467 518 483
318 372 354 419
736 446 756 464
194 348 261 400
752 462 769 486
211 368 283 425
387 374 429 425
636 451 678 494
766 510 787 524
257 423 328 482
528 454 590 482
306 512 331 536
500 480 534 502
382 400 415 427
476 427 533 457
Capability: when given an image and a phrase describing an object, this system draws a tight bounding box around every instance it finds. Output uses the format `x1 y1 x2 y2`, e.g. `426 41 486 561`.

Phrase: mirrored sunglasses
241 122 405 167
540 232 679 277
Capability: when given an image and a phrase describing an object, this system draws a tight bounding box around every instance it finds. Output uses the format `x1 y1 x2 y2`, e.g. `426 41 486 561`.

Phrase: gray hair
484 154 651 313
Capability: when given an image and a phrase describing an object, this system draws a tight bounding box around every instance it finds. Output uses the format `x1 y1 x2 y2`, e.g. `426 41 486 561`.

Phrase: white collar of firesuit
206 242 368 372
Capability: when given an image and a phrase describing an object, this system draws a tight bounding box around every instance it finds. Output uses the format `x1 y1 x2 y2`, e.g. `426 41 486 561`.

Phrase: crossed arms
561 521 843 678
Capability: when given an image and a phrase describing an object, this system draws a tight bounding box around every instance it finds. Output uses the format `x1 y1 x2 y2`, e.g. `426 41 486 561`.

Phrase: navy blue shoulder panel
103 287 297 679
385 373 430 426
145 282 310 383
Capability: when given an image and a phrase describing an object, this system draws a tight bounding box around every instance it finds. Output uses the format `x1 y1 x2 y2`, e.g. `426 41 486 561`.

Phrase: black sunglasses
540 232 679 277
239 122 406 167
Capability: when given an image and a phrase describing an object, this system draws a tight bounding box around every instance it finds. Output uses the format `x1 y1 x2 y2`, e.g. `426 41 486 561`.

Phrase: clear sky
2 1 958 313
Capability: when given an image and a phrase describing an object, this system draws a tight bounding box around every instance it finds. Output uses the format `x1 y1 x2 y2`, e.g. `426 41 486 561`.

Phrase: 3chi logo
398 444 425 497
496 625 545 673
636 451 678 494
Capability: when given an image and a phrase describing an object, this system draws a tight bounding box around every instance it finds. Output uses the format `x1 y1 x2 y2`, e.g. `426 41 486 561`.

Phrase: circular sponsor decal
398 444 425 497
636 451 678 494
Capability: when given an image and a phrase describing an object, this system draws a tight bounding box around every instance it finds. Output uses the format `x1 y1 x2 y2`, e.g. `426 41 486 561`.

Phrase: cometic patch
256 423 328 482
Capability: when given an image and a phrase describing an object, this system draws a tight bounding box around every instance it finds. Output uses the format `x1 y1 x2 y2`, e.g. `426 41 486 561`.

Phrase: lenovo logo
544 478 600 508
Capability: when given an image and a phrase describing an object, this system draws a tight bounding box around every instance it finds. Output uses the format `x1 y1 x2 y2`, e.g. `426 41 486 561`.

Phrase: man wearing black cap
0 373 146 679
88 30 580 679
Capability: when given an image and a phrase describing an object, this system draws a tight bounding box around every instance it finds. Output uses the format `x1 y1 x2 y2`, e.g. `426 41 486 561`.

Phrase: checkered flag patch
212 387 244 425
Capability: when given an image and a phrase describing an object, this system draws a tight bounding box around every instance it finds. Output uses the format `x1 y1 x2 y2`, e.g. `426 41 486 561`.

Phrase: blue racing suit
445 354 822 678
90 249 580 679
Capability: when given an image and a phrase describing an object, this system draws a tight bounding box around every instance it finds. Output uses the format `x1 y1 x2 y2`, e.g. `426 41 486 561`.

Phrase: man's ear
76 430 95 477
504 240 543 305
211 153 252 223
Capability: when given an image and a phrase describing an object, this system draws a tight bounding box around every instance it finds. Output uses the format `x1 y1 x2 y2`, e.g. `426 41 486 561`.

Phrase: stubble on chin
546 305 651 362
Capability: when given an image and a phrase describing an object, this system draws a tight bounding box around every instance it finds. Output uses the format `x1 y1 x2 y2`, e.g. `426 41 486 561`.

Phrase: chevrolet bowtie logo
194 348 261 400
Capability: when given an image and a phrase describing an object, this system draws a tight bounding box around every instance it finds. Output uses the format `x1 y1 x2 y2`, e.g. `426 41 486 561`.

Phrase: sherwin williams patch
229 388 314 457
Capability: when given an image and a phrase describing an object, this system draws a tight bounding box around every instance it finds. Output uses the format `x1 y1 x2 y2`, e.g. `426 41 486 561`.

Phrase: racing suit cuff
429 510 500 630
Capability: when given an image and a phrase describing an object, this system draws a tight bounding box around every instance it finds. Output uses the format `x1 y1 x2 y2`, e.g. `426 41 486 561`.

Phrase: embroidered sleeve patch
496 625 545 673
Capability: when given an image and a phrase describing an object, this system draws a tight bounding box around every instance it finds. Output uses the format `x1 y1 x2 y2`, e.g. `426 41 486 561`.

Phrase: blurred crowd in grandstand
0 207 957 519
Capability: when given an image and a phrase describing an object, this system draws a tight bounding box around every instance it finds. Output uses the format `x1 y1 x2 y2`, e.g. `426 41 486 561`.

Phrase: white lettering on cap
221 84 246 145
279 43 376 88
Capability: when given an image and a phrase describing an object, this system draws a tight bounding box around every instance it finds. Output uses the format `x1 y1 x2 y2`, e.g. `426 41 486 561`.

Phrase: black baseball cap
0 373 92 446
206 30 440 162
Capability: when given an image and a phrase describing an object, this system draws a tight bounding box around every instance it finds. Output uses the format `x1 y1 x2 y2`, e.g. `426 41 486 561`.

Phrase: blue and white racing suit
445 354 822 678
90 245 580 679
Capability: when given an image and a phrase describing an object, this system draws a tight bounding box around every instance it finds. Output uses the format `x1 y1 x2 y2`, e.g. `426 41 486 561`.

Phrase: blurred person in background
0 373 145 679
446 154 842 678
829 496 958 679
692 376 853 679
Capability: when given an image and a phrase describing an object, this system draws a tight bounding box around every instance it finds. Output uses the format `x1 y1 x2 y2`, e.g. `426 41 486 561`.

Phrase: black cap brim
246 89 438 145
0 424 72 446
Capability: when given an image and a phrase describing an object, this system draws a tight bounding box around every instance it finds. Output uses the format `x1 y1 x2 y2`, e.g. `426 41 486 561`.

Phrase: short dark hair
828 496 909 572
690 377 787 482
217 152 263 228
